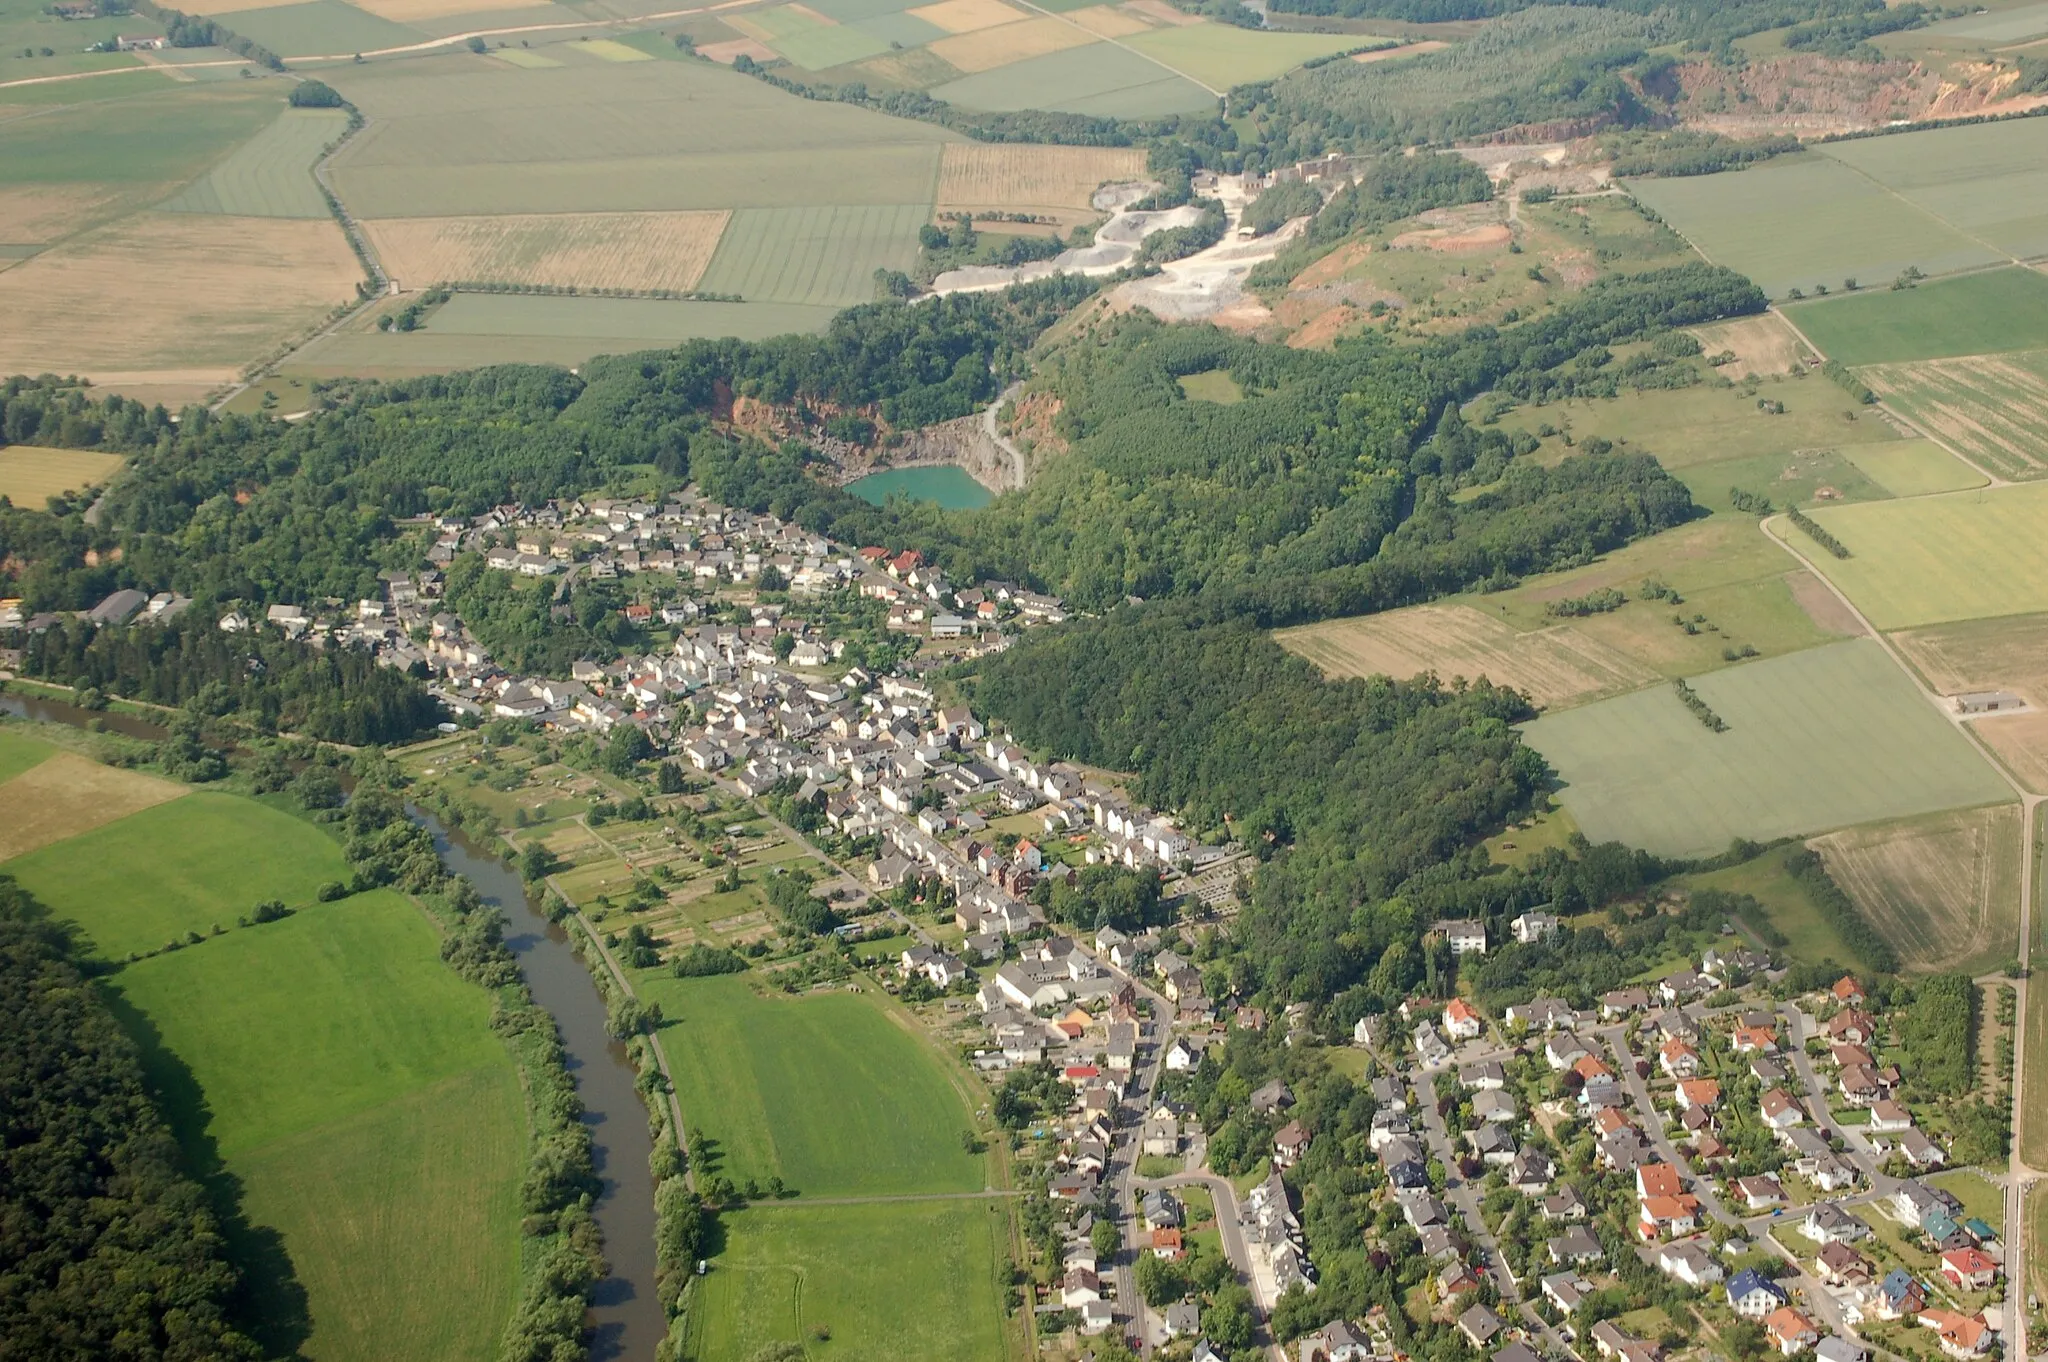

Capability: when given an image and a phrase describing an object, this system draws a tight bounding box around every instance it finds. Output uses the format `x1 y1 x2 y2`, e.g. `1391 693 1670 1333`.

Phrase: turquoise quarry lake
846 465 994 509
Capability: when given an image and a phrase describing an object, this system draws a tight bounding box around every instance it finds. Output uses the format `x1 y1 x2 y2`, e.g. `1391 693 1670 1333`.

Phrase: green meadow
635 971 984 1196
4 790 350 959
0 724 56 783
1802 482 2048 629
1786 267 2048 366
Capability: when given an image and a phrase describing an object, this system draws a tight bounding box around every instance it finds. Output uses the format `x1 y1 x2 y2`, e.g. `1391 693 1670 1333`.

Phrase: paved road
1598 1025 1739 1228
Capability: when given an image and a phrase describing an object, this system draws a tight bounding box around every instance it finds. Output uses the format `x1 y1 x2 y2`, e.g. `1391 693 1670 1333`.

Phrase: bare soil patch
1675 54 1940 136
363 211 730 292
1276 602 1659 709
1811 803 2022 973
1694 313 1810 380
0 753 187 862
1785 567 1867 638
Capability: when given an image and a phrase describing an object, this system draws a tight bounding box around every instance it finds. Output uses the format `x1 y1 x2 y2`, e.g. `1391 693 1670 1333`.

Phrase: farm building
1953 690 2026 715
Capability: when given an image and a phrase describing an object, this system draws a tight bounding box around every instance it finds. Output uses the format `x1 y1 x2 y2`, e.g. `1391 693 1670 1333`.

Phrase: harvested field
1693 312 1810 379
1812 803 2022 975
1976 712 2048 793
207 0 424 57
159 107 351 218
0 184 126 244
928 39 1213 114
0 752 186 861
697 36 778 62
1123 0 1197 21
0 213 360 385
1065 3 1151 36
364 210 728 291
1123 23 1364 88
0 445 123 505
1276 603 1659 710
1893 610 2048 705
935 142 1146 218
696 202 927 306
1786 568 1867 637
351 0 540 21
930 15 1095 72
908 0 1026 32
1861 349 2048 480
1801 482 2048 628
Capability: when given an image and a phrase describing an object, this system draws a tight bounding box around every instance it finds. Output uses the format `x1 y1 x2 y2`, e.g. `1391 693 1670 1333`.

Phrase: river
0 688 167 740
846 464 995 509
417 812 664 1362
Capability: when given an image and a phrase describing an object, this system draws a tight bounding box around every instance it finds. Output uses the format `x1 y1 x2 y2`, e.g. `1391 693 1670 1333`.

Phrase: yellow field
0 446 125 507
1064 3 1152 35
363 210 730 292
577 38 654 61
0 753 187 862
1841 439 1987 498
930 15 1093 71
1801 483 2048 630
909 0 1027 32
0 185 135 248
493 47 562 67
354 0 534 20
1812 803 2023 974
0 214 360 391
1861 352 2048 481
1895 611 2048 792
1275 602 1660 710
1693 312 1810 379
936 143 1147 219
165 0 315 14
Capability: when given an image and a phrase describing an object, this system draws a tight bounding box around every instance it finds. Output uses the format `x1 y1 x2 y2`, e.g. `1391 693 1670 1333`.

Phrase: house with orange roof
1678 1078 1722 1110
1444 998 1483 1041
1832 975 1866 1005
1637 1164 1683 1201
1917 1310 1994 1359
1639 1195 1701 1240
1660 1039 1702 1078
1765 1308 1818 1355
1941 1248 1999 1292
1151 1228 1185 1260
1732 1025 1779 1054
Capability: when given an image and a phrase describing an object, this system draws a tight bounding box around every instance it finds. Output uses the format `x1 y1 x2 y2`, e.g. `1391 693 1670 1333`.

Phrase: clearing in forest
363 210 730 292
1860 349 2048 481
1799 482 2048 629
1276 603 1658 710
1811 803 2023 975
0 445 125 506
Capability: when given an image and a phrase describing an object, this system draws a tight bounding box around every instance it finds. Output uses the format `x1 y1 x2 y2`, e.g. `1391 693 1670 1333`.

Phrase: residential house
1815 1242 1873 1289
1940 1249 1998 1292
1458 1305 1506 1350
1868 1099 1913 1133
1678 1079 1722 1111
1735 1175 1786 1211
1601 988 1651 1018
1443 921 1486 955
1825 1010 1876 1046
1548 1226 1604 1266
1760 1089 1803 1129
1727 1269 1790 1318
1512 911 1560 944
1660 1040 1702 1078
1657 1239 1725 1287
1800 1204 1870 1245
1274 1121 1312 1168
1766 1307 1819 1355
1874 1269 1926 1321
1815 1339 1864 1362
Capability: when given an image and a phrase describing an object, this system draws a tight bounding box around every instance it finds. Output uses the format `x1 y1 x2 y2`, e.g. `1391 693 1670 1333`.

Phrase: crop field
0 752 186 860
1819 117 2048 263
1065 1 1151 35
0 726 56 783
934 142 1146 221
1624 155 1998 299
1521 640 2013 856
107 889 522 1362
2 791 349 958
1276 603 1659 710
926 13 1092 70
1840 440 1988 497
688 1200 1010 1362
1785 268 2048 366
696 202 927 306
0 82 278 195
1861 350 2048 481
159 106 351 217
1691 312 1809 379
929 39 1213 115
363 209 729 291
210 0 425 56
323 58 955 217
634 972 983 1196
0 444 124 506
1811 803 2023 975
1123 24 1362 87
1894 610 2048 791
0 184 129 247
0 212 359 396
1800 482 2048 629
911 0 1024 31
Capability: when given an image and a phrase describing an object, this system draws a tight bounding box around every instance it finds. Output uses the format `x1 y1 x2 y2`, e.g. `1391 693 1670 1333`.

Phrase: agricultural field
1785 267 2048 366
1624 154 1998 300
1521 639 2013 856
2 791 349 958
0 726 56 784
687 1199 1011 1362
632 971 984 1197
1799 482 2048 629
928 39 1212 115
1121 23 1360 87
1839 440 1987 498
1526 374 1898 472
1810 803 2023 975
1819 116 2048 264
1690 312 1810 379
159 106 352 217
363 209 730 291
1894 609 2048 791
1276 603 1659 710
933 140 1145 224
208 0 425 57
0 751 186 860
1860 349 2048 480
697 202 928 306
0 444 125 507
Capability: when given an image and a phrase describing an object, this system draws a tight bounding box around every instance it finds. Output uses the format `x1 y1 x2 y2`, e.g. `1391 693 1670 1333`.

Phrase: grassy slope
635 971 984 1196
3 790 350 959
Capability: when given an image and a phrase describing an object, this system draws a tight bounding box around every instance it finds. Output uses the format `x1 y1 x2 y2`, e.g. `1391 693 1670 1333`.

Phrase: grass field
0 82 278 191
363 209 729 291
0 444 124 506
1840 439 1989 497
159 106 351 217
928 38 1213 114
1123 23 1360 87
633 972 984 1196
1624 155 1998 300
688 1200 1010 1362
696 202 927 306
1530 372 1898 471
3 791 349 958
0 751 186 860
1819 117 2048 263
1521 639 2012 856
1799 482 2048 629
1177 367 1242 403
1691 313 1810 379
1681 845 1871 972
1861 349 2048 481
211 0 425 56
1277 603 1659 710
0 726 56 783
1785 268 2048 366
1811 803 2022 975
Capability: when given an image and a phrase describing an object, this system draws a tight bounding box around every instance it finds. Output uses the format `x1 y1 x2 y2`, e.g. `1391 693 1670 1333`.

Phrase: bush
288 78 345 108
316 881 348 901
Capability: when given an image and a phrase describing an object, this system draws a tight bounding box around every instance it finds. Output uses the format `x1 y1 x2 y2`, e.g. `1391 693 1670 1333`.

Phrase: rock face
838 405 1020 494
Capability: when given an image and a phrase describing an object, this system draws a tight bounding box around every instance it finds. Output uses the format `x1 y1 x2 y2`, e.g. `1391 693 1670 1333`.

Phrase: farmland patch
159 106 351 218
0 752 186 861
696 202 929 306
1065 2 1151 36
211 0 425 55
1123 23 1364 88
0 184 128 246
908 0 1026 32
1840 439 1989 497
1276 603 1659 710
364 209 729 291
1861 349 2048 480
928 38 1213 114
1812 804 2022 975
0 444 124 507
1819 116 2048 263
934 141 1146 220
1800 482 2048 628
1785 267 2048 365
492 45 561 66
1521 639 2012 857
0 83 278 189
929 15 1096 72
1691 312 1810 379
0 727 55 784
575 36 653 60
